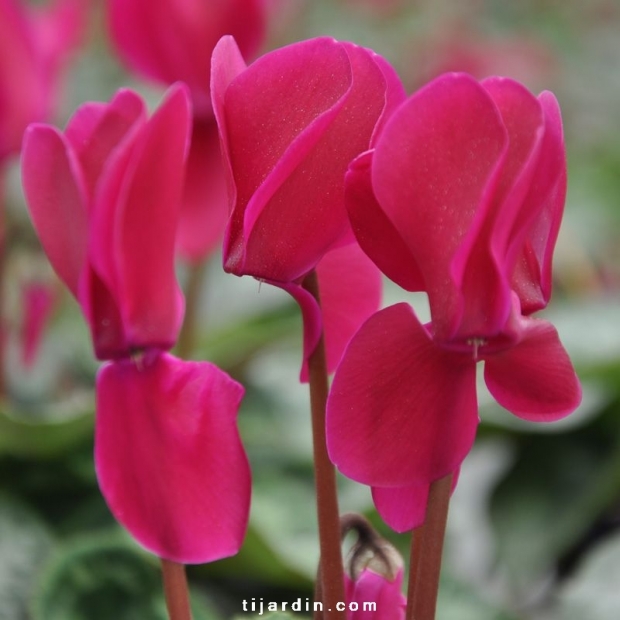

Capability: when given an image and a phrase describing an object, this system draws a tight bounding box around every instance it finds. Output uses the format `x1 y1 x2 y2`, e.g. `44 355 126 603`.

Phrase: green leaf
489 408 620 592
0 495 54 620
33 533 221 620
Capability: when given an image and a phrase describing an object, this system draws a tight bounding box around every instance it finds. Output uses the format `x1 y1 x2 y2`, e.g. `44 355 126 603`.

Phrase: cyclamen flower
22 86 188 360
0 0 87 162
212 35 405 375
326 73 582 531
22 86 251 563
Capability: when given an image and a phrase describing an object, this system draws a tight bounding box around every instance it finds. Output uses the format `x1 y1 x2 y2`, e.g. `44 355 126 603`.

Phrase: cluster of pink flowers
11 0 582 616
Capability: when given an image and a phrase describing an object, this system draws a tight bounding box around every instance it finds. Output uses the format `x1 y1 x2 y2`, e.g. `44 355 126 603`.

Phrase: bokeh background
1 0 620 618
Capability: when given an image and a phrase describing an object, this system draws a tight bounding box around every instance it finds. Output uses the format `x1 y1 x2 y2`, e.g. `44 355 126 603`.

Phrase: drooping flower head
327 73 581 531
212 35 405 376
22 85 190 360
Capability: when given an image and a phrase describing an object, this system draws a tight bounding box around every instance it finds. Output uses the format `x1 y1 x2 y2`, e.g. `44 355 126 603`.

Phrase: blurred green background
2 0 620 618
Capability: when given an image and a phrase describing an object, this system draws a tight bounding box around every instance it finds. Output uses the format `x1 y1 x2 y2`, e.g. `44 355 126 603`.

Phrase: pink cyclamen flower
107 0 265 118
212 35 405 375
21 86 251 563
345 568 406 620
22 85 189 360
326 73 582 531
0 0 88 162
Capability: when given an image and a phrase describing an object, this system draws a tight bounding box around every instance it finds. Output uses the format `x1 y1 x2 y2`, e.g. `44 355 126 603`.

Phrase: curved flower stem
406 473 453 620
161 559 193 620
303 270 346 620
177 260 208 359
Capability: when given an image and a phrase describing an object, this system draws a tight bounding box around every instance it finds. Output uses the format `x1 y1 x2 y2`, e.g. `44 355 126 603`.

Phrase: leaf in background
0 495 54 620
32 534 221 620
489 405 620 595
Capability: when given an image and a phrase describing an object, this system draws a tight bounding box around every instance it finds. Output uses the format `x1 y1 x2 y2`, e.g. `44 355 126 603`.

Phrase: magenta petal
511 92 567 314
371 483 429 533
277 280 322 380
296 242 382 381
327 303 478 487
346 568 406 620
222 37 353 279
95 352 250 564
65 89 145 200
345 151 425 292
283 241 383 383
21 124 87 297
452 78 544 339
371 74 507 339
484 317 581 421
91 84 191 351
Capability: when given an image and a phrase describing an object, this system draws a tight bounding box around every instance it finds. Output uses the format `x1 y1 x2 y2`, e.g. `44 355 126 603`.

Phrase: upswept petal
345 151 425 292
211 35 248 256
484 317 581 421
90 84 191 352
511 92 567 314
176 118 229 263
371 483 429 533
242 42 391 281
326 303 478 487
221 37 352 279
452 78 544 339
297 242 382 381
371 73 508 340
21 123 87 297
65 89 145 201
95 352 250 564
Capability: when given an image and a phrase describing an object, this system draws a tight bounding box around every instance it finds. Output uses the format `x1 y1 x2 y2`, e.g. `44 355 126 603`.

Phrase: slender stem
406 473 453 620
177 260 208 359
161 559 193 620
0 169 7 400
303 270 345 620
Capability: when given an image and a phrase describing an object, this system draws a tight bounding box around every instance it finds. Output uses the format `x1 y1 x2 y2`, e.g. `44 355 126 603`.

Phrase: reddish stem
161 559 193 620
303 270 346 620
406 473 453 620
